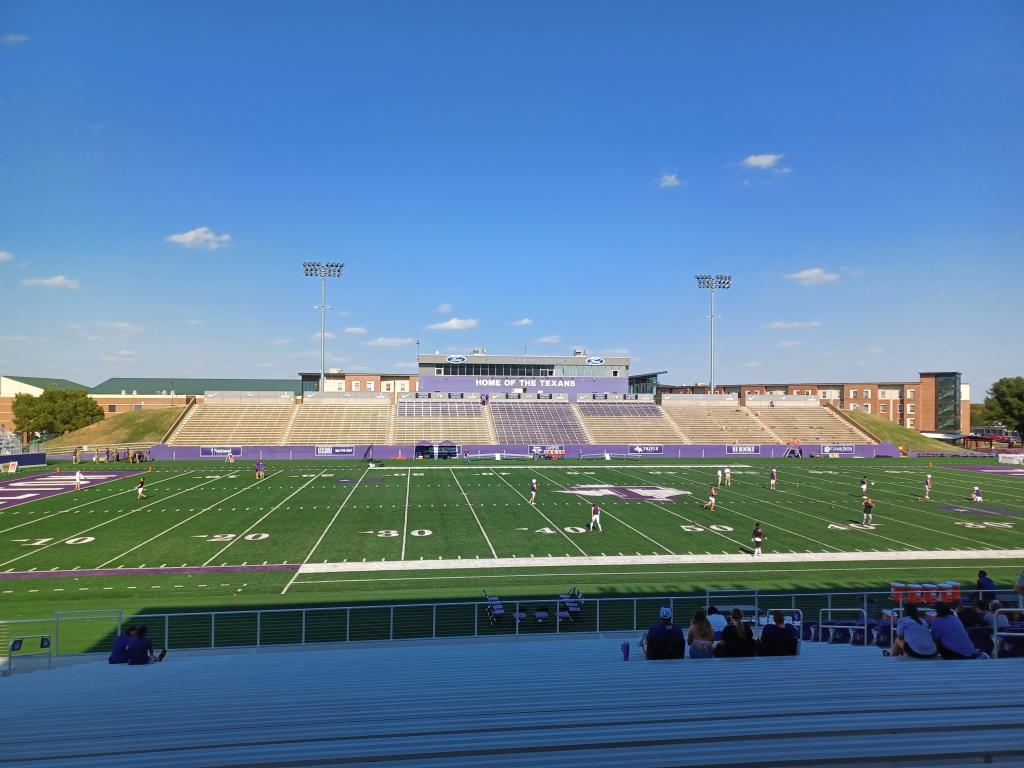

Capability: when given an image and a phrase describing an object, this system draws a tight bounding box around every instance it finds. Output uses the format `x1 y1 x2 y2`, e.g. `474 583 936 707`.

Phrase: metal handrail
818 608 869 645
6 635 53 674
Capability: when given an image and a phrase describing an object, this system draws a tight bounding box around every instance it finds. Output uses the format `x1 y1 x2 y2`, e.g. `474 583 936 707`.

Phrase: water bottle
621 641 630 661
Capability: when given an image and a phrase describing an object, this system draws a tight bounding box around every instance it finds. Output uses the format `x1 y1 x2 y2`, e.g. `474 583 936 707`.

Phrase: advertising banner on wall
628 445 664 455
315 446 355 456
821 445 856 455
725 445 761 455
200 446 242 458
417 375 628 396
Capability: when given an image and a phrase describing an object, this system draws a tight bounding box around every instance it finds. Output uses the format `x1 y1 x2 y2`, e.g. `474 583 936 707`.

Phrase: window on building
435 367 443 375
880 404 887 414
850 403 859 411
366 381 375 391
352 381 361 392
107 404 116 413
132 404 142 411
383 382 392 392
907 404 915 414
849 390 857 398
907 418 915 428
804 389 812 396
863 404 871 414
863 390 871 399
898 404 903 413
907 389 915 399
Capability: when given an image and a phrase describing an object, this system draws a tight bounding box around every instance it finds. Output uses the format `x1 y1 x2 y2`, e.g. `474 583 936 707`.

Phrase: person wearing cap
640 606 685 660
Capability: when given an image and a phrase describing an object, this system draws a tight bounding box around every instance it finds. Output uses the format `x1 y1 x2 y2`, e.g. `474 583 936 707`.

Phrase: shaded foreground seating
4 639 1021 767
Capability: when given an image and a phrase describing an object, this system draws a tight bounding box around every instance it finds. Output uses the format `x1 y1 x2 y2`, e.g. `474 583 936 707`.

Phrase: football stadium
2 4 1024 767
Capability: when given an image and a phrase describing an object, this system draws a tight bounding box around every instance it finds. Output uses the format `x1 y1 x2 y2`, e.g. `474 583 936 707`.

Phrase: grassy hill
844 410 969 453
45 407 184 451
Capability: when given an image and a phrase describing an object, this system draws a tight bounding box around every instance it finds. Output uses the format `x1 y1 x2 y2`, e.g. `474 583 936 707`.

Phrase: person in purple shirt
126 625 166 665
108 625 137 664
930 602 978 659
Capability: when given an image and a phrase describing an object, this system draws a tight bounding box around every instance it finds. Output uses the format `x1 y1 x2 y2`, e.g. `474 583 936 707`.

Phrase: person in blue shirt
976 570 996 604
108 625 137 664
641 607 685 659
930 602 978 659
126 625 166 665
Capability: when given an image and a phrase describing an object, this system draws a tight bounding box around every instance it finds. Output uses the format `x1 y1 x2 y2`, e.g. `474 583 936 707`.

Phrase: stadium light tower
303 261 345 393
694 274 732 394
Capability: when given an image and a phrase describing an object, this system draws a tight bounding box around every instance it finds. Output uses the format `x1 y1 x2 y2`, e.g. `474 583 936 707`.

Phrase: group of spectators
73 447 152 464
641 605 798 660
108 625 167 666
889 602 991 660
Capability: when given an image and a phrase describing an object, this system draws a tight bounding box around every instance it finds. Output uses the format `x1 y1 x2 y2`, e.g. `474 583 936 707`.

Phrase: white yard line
489 469 587 555
534 468 675 555
294 547 1024 575
0 474 226 569
99 471 286 568
200 471 322 566
280 466 372 594
400 468 411 560
0 471 197 534
449 468 498 559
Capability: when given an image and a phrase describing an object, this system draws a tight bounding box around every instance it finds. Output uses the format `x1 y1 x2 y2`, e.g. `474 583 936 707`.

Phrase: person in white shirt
707 606 727 639
716 468 723 487
988 601 1009 631
74 470 85 491
723 467 732 487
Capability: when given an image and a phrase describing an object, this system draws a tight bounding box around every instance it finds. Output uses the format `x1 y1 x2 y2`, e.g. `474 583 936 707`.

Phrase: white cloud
785 268 840 286
1 34 29 45
658 173 683 189
427 317 478 331
165 226 232 251
0 335 32 344
267 338 292 346
310 331 337 340
777 340 802 349
764 320 821 330
98 321 144 335
437 303 453 314
512 318 533 327
534 335 561 344
185 319 203 326
100 349 138 363
22 275 79 289
0 250 14 263
364 337 415 347
343 326 367 335
741 153 784 170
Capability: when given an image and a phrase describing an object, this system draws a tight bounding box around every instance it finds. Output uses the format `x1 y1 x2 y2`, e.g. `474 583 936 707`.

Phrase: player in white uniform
769 468 777 491
923 474 932 500
529 479 538 505
971 486 983 502
588 502 602 532
74 470 84 491
860 476 869 495
751 523 765 557
723 467 732 487
716 468 723 487
135 478 146 499
703 485 717 511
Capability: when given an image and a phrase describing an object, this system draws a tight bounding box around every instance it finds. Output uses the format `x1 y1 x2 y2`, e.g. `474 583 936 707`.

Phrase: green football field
2 456 1022 625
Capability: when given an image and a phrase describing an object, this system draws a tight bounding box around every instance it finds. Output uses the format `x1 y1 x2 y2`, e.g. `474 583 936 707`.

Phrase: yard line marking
0 471 198 534
95 472 283 568
280 466 372 594
535 468 675 555
0 474 225 569
400 468 412 560
489 469 586 555
449 468 498 558
201 471 323 566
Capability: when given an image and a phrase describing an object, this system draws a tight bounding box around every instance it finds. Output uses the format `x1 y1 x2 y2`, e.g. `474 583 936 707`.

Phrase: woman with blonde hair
687 609 714 659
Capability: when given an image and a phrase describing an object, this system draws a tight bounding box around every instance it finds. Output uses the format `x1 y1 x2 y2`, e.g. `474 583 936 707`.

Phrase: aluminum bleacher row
4 634 1022 767
164 392 879 446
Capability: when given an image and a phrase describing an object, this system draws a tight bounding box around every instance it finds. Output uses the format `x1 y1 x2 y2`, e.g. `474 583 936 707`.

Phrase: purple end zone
0 563 301 580
0 470 144 510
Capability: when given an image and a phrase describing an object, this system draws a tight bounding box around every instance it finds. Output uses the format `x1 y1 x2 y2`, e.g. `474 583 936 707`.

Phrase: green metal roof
90 377 302 396
4 375 90 391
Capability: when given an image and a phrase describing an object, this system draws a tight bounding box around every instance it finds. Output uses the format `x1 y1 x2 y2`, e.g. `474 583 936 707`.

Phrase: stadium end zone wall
149 443 900 460
1 451 47 468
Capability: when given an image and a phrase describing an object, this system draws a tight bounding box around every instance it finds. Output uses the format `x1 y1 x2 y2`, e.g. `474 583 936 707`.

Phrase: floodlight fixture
302 261 346 394
695 273 733 393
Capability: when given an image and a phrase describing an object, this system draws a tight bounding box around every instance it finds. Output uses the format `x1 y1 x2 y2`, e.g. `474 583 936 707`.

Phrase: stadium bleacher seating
165 403 295 446
394 398 496 444
575 402 690 444
284 398 391 445
754 402 874 445
661 401 782 444
5 636 1021 767
490 400 590 445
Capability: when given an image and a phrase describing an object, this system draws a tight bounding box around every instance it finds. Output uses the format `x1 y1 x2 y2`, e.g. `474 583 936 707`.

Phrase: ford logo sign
446 355 467 364
585 357 605 366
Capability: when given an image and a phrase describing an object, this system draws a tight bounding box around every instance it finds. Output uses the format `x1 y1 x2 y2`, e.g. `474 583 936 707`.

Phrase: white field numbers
680 524 734 533
955 521 1015 529
361 530 433 537
16 536 95 546
198 533 271 542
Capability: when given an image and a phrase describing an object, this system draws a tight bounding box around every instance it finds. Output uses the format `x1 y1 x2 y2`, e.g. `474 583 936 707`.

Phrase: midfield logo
558 485 691 501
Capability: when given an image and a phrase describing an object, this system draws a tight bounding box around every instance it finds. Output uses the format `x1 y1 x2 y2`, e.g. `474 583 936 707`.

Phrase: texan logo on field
558 485 691 502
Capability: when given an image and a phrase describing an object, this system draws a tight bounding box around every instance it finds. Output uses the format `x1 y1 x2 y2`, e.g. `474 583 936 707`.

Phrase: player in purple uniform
255 460 266 480
769 468 777 491
588 502 602 532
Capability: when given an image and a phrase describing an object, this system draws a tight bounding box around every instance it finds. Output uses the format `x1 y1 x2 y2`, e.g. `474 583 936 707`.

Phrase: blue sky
1 1 1021 397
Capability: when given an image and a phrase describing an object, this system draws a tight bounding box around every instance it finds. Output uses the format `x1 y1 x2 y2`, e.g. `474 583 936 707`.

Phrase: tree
988 377 1024 437
12 390 104 435
972 399 1006 427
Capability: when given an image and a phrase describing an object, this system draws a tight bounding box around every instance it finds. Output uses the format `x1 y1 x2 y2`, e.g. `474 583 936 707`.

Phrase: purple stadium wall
149 442 900 460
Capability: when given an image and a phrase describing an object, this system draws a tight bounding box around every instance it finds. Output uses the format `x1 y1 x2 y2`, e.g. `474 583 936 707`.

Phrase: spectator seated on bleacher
988 602 1009 631
707 605 727 640
932 602 984 659
126 625 166 665
757 611 799 656
641 607 685 660
108 625 137 664
976 570 996 604
686 609 715 659
714 608 755 658
888 604 938 658
956 600 987 629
